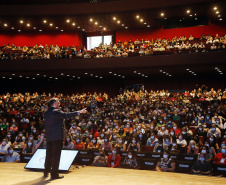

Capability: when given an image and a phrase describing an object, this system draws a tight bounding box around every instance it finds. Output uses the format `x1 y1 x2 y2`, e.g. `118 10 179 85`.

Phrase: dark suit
43 107 79 177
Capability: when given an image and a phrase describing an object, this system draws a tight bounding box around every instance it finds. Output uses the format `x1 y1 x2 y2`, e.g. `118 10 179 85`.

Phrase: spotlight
49 23 53 26
27 23 30 27
214 7 217 10
117 20 120 24
186 10 190 13
43 20 47 23
113 17 116 20
161 13 164 16
4 23 8 27
140 19 143 22
72 23 76 26
95 22 98 25
66 19 70 23
20 20 24 24
136 15 139 19
90 18 93 22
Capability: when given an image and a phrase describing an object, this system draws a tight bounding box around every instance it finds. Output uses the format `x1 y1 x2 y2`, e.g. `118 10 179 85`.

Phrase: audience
192 152 212 175
156 150 176 172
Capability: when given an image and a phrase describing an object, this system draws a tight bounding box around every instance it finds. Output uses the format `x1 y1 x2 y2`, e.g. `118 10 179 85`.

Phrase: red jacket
107 154 121 168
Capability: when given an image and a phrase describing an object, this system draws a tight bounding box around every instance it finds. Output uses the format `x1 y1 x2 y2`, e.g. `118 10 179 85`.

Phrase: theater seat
140 158 158 170
212 163 226 177
141 146 154 152
180 153 197 162
77 155 94 166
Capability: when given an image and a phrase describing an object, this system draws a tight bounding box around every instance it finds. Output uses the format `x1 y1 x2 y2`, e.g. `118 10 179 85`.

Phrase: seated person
22 139 35 154
0 139 10 154
153 136 168 153
207 124 221 138
198 146 214 162
127 138 140 152
74 137 85 150
156 150 176 172
192 152 212 175
107 147 121 168
13 136 25 149
93 149 107 167
100 137 112 151
63 136 74 149
187 140 199 154
35 132 47 150
213 146 226 164
87 137 100 149
146 133 158 146
1 147 20 163
176 133 187 147
114 138 126 151
122 151 138 168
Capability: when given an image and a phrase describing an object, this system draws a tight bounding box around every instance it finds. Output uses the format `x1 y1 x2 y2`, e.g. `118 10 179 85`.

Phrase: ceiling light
194 74 197 76
187 10 190 13
20 20 24 24
90 74 93 76
77 26 80 28
144 22 147 24
61 30 64 31
117 20 120 24
103 27 106 30
215 67 218 69
39 30 42 32
9 78 12 80
12 74 15 76
4 23 8 27
114 74 117 76
164 18 167 19
214 7 217 10
138 73 141 75
219 18 222 21
218 15 221 17
125 27 128 29
66 19 70 23
2 77 5 79
100 77 103 79
140 19 143 22
195 18 198 20
109 72 112 73
147 25 150 27
99 25 102 27
145 76 148 78
43 20 47 23
186 69 189 70
36 74 40 75
26 77 29 79
90 18 93 22
18 30 21 32
61 73 64 75
136 15 140 19
72 23 76 26
163 72 166 74
33 27 36 29
95 22 98 25
95 76 98 78
49 77 52 79
122 76 125 78
118 75 121 77
19 75 22 78
134 71 137 73
82 29 85 31
43 75 46 77
55 78 58 80
27 23 30 27
78 77 80 79
49 23 53 26
67 75 70 76
121 24 124 26
113 17 116 20
55 27 58 29
189 14 192 17
11 27 14 29
160 70 163 72
220 73 223 75
85 73 88 74
32 78 35 80
216 11 219 14
161 13 164 16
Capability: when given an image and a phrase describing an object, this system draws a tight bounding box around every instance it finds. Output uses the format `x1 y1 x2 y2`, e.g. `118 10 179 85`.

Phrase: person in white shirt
0 139 10 154
1 147 20 163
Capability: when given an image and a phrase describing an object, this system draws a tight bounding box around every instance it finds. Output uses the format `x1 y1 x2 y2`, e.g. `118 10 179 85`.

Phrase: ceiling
0 0 225 33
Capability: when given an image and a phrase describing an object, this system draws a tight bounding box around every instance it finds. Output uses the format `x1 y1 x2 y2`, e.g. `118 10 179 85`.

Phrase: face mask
76 140 80 143
33 130 36 133
139 135 142 138
182 131 186 135
203 125 207 128
72 126 76 129
118 140 122 144
28 142 32 146
128 155 132 159
7 135 11 138
132 140 136 144
163 154 168 159
151 136 154 139
138 126 141 129
199 128 202 131
116 126 119 129
162 127 165 130
159 144 162 147
200 157 205 162
104 139 108 142
179 136 183 140
2 141 6 145
101 134 104 137
89 135 92 138
112 150 116 154
173 126 177 130
12 124 15 127
212 128 215 131
67 138 70 142
221 144 225 148
202 150 206 153
172 143 176 146
210 138 214 142
92 140 96 143
9 150 13 154
150 126 154 129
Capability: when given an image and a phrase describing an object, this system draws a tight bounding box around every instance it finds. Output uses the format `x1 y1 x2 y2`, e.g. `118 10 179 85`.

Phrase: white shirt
4 152 20 162
0 144 10 154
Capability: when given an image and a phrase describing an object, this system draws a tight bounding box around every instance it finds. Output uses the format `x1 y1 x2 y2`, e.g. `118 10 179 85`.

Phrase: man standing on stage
43 98 87 180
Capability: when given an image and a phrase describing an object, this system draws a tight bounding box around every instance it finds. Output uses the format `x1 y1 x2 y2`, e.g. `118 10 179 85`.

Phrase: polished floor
0 163 226 185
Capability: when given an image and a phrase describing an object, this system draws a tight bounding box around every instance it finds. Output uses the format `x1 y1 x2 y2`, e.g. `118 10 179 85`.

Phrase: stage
1 163 226 185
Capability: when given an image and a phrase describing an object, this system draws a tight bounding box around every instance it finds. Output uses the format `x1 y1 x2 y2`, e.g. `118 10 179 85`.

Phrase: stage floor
0 163 226 185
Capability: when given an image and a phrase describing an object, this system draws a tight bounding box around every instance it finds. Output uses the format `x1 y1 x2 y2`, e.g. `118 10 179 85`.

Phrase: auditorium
0 0 226 184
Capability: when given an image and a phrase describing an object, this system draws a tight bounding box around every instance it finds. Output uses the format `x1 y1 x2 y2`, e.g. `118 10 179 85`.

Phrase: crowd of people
0 33 226 60
0 86 226 176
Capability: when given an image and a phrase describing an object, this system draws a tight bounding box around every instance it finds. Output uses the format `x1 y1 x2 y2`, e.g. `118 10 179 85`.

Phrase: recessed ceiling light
82 29 85 31
72 23 76 26
39 30 42 32
100 77 103 79
72 76 75 78
121 24 124 26
142 74 145 76
49 23 53 26
169 75 172 77
55 27 58 29
66 19 70 23
49 77 52 78
90 18 93 22
195 18 198 20
61 73 64 75
95 22 98 25
138 73 141 75
67 75 70 76
55 78 58 80
78 77 80 79
43 20 47 23
77 26 80 28
145 76 148 78
218 15 221 17
140 19 143 22
136 15 140 19
4 23 8 27
219 18 222 21
27 23 30 27
161 13 164 16
19 75 22 78
160 70 162 72
164 18 167 19
125 27 128 29
114 74 117 75
26 77 29 79
33 27 36 29
118 75 121 77
147 25 150 27
2 77 5 79
20 20 24 24
216 11 219 14
85 73 88 74
189 14 192 17
113 17 116 20
117 20 120 24
163 72 166 73
37 74 40 75
122 76 125 78
12 74 15 76
32 78 35 80
109 72 112 73
11 27 14 29
144 22 147 24
99 25 102 27
9 78 12 80
134 71 137 73
43 75 46 77
18 30 21 32
61 30 64 31
95 76 98 78
90 74 93 76
187 10 190 13
214 7 217 10
220 73 223 75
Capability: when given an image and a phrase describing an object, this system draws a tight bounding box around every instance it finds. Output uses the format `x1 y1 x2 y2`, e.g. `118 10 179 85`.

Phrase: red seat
142 146 154 152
